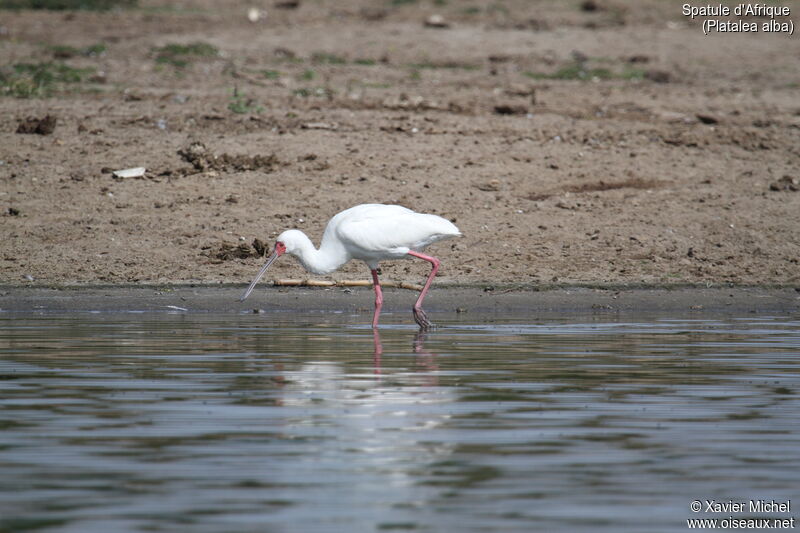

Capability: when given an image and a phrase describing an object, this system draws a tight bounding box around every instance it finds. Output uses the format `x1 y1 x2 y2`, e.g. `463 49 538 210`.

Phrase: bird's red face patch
275 241 287 256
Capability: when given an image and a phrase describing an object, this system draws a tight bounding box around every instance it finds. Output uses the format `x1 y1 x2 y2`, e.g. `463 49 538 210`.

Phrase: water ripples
0 313 798 532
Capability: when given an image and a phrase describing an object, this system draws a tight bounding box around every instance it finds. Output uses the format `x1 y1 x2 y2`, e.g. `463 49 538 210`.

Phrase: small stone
696 114 719 125
645 70 671 83
580 0 600 12
476 179 501 192
424 14 450 28
494 104 528 115
112 167 146 179
247 7 266 22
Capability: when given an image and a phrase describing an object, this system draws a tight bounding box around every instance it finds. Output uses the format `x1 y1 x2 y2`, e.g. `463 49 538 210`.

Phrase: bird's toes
413 308 434 330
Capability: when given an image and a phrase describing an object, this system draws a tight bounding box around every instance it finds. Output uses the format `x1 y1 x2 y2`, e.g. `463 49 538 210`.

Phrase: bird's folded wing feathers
336 212 459 253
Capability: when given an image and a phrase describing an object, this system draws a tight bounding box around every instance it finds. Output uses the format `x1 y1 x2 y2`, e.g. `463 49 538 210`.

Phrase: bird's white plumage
330 204 460 266
274 204 460 273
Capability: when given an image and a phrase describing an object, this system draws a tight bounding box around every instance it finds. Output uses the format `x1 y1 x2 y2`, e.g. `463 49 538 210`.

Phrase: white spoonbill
239 204 461 329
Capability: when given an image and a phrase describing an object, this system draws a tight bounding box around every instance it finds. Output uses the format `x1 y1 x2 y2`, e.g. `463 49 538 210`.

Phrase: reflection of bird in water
373 331 439 379
239 204 461 330
279 353 451 454
262 346 453 522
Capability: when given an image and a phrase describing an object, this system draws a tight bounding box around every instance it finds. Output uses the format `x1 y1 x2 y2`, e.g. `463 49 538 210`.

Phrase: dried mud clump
644 70 671 83
203 242 255 262
580 0 601 12
769 176 798 192
202 238 267 262
177 141 282 175
565 178 662 193
251 238 268 257
526 192 552 202
525 178 662 201
16 115 57 135
493 104 528 116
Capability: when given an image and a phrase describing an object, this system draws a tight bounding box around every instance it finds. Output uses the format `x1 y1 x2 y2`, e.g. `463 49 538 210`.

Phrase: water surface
1 313 798 532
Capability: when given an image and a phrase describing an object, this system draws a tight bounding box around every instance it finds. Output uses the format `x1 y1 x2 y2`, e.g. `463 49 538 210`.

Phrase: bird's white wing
334 205 459 255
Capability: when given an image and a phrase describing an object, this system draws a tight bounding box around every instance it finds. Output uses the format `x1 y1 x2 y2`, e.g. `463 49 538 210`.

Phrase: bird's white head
275 229 308 256
239 229 315 302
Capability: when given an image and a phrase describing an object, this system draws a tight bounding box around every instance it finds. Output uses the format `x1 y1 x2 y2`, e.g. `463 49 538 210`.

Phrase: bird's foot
413 307 434 331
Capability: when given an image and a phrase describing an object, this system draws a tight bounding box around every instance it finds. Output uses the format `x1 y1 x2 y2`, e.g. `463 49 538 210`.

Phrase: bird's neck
291 232 349 275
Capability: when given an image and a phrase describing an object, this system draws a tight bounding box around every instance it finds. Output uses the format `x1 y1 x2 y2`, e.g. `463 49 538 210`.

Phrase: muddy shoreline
2 1 799 288
2 285 797 316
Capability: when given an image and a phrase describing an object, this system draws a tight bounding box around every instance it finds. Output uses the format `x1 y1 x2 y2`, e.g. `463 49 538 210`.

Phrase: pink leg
371 268 383 329
373 329 382 374
407 250 440 330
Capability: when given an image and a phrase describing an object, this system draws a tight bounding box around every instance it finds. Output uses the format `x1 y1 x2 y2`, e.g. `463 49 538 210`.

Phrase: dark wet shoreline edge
1 285 798 315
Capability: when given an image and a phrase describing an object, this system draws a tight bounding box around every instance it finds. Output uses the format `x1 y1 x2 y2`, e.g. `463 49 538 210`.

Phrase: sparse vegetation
291 86 332 98
487 3 509 15
299 69 315 81
227 88 262 114
311 52 347 65
0 0 135 8
261 69 280 80
48 43 107 58
620 68 646 80
525 62 611 81
274 54 304 64
153 42 218 68
0 61 94 98
410 61 480 71
524 60 645 81
363 82 392 89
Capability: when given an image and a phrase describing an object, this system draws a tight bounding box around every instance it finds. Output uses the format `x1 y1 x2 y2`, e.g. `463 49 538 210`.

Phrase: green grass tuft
0 0 136 10
524 60 643 81
620 67 646 80
153 42 218 68
410 61 479 71
228 88 262 114
525 63 612 81
48 42 106 58
291 86 332 98
0 61 94 97
311 52 347 65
